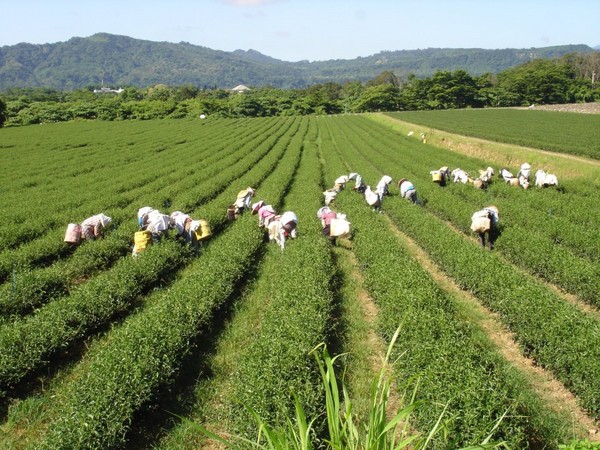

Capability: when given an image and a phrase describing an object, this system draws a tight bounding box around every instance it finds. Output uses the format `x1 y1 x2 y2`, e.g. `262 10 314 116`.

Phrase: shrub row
38 118 309 449
334 115 600 307
318 115 572 448
230 119 335 437
0 117 301 392
326 115 600 419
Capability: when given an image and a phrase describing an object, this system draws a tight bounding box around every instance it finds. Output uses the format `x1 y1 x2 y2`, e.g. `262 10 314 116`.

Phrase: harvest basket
64 223 82 244
194 219 212 241
470 217 491 234
330 218 350 237
134 230 152 252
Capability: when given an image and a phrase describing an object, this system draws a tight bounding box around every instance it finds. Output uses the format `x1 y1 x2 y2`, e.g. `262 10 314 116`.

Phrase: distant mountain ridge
0 33 596 90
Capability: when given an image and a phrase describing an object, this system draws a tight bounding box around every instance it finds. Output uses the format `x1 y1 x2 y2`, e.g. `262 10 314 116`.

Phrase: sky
1 0 598 62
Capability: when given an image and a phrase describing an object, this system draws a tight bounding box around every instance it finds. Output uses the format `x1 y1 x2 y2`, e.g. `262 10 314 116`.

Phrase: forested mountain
0 33 596 90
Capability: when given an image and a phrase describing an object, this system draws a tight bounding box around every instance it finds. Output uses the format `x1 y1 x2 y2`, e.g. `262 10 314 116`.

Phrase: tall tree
0 98 6 127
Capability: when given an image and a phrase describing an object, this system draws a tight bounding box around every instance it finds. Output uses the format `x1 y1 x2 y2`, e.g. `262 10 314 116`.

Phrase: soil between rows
382 214 600 441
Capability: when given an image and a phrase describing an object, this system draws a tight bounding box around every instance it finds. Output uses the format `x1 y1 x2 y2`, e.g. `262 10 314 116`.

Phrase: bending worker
169 211 194 243
348 172 366 193
398 178 418 204
470 205 499 250
317 206 338 241
364 185 382 212
143 209 170 241
80 213 112 241
334 175 349 191
375 175 393 197
253 201 277 228
268 211 298 250
234 187 255 215
516 163 532 189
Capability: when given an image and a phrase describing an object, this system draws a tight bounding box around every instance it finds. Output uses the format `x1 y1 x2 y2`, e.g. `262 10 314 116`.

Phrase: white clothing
375 175 392 196
535 170 558 187
323 189 337 206
170 211 190 236
267 219 296 250
500 168 514 182
81 213 112 228
364 186 380 206
399 181 415 197
517 163 531 183
137 207 154 221
335 175 349 185
147 211 170 233
279 211 298 227
452 169 470 184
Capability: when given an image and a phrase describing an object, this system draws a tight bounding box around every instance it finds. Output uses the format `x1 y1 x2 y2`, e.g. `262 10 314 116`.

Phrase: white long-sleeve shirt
170 211 190 235
399 180 415 197
349 172 363 188
147 210 169 233
375 175 392 196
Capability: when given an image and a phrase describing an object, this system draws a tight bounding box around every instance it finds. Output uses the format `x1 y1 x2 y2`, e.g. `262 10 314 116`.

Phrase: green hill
0 33 595 90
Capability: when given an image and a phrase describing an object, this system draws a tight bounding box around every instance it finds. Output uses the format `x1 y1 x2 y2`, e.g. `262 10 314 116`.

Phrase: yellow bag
134 231 152 252
194 220 212 242
431 172 442 183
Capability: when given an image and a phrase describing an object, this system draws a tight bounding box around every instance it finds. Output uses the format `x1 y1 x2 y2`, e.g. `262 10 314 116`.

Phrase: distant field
386 108 600 160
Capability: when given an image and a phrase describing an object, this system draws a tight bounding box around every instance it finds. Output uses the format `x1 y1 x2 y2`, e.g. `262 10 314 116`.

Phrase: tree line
1 52 598 127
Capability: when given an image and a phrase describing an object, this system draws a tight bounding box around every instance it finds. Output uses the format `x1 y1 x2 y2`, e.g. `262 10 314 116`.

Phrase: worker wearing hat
234 187 255 215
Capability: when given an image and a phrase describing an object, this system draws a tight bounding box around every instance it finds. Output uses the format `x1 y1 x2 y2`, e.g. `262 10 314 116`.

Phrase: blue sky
1 0 598 62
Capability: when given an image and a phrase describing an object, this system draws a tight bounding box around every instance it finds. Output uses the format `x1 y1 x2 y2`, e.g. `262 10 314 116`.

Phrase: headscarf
251 200 265 214
335 175 349 185
317 206 331 220
97 214 112 227
280 211 298 227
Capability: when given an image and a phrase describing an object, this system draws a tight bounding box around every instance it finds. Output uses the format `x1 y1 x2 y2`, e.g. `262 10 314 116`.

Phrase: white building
231 84 251 94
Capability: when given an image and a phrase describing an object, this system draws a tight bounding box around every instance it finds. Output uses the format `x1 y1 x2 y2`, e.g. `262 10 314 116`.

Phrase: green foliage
324 115 600 424
387 109 600 159
1 41 599 125
0 98 6 127
497 59 574 105
0 115 598 448
0 34 593 90
192 338 463 450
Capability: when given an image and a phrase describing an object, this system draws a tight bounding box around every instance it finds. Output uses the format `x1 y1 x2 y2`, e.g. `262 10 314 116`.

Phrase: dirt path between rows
383 215 600 441
338 245 403 421
443 218 600 323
